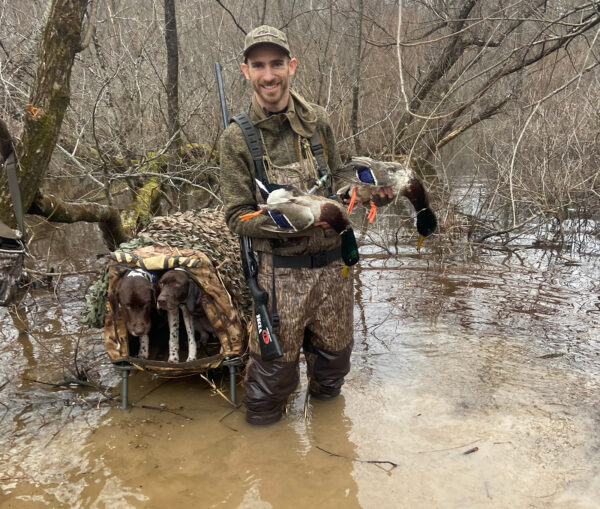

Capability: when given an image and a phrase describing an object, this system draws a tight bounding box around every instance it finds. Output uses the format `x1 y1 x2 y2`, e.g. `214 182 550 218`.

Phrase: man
219 26 386 425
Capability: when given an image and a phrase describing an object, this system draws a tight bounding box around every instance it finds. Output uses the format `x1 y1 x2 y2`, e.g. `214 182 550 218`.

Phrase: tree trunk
0 0 88 228
350 0 364 154
0 119 13 161
164 0 181 152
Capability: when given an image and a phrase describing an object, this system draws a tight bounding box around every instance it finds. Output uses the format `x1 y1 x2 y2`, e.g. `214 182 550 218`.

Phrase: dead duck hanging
337 156 437 249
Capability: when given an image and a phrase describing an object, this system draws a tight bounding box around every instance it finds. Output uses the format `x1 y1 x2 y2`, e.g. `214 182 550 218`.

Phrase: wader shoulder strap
3 151 26 243
309 131 328 179
309 131 333 196
231 112 330 189
230 112 268 184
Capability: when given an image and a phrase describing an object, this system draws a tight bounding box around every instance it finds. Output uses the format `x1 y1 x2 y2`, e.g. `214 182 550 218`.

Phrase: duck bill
416 234 425 251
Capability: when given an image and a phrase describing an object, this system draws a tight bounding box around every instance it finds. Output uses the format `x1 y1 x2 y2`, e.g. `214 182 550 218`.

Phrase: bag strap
2 150 26 243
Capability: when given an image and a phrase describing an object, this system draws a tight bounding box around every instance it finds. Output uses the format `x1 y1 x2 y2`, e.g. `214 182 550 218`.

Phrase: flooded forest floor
0 216 599 508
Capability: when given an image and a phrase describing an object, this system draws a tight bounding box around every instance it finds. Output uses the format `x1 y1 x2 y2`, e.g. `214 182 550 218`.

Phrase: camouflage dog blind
98 209 250 375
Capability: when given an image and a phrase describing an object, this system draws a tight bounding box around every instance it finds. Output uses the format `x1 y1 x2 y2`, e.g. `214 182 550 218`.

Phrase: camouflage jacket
219 90 343 256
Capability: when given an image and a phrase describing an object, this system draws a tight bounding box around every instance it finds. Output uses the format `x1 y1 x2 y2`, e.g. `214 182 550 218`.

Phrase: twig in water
138 404 194 420
417 439 481 454
131 379 169 405
23 376 108 392
218 406 242 432
316 445 399 470
199 373 234 406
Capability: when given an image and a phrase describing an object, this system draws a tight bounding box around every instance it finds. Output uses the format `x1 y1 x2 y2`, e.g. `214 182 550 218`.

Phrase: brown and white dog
157 268 214 363
109 268 157 359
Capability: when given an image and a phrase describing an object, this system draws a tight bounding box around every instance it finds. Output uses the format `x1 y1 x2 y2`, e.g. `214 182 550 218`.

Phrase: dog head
157 269 202 313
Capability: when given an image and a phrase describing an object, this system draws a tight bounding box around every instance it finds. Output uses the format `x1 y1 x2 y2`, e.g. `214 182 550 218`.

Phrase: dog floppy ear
186 278 203 313
151 281 159 307
108 278 121 322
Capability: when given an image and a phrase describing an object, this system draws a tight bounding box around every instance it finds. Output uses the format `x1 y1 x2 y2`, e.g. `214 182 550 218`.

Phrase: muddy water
1 220 599 508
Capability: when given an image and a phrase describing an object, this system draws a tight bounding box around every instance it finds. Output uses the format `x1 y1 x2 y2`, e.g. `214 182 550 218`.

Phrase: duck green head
416 207 437 251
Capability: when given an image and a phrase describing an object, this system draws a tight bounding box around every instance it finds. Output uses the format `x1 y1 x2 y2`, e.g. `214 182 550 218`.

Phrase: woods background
0 0 598 252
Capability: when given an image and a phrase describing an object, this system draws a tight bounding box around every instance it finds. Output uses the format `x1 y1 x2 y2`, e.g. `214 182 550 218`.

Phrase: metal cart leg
114 363 132 410
228 363 237 405
223 357 244 406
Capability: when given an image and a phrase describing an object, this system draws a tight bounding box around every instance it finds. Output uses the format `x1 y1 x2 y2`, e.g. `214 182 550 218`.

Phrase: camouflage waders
244 255 353 424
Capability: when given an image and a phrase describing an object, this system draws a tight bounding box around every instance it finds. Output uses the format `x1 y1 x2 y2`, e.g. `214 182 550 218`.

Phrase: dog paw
186 355 197 362
168 353 179 363
138 351 149 359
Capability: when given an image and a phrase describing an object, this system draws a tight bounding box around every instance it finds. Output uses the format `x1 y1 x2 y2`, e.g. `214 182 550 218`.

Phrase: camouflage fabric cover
137 209 250 314
80 266 109 327
102 209 250 375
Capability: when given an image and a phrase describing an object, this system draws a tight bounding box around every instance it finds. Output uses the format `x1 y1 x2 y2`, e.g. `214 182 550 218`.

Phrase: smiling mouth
261 83 280 93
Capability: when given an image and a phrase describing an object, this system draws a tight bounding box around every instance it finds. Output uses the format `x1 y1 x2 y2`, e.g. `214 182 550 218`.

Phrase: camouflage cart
98 210 251 407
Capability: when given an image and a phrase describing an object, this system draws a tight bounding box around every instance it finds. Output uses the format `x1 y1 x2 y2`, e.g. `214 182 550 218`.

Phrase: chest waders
230 112 337 332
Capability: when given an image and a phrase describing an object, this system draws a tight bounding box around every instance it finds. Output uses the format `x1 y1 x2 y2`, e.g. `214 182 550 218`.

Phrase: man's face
241 44 297 112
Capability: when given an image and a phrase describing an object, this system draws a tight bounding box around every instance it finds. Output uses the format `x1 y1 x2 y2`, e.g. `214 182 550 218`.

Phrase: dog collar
126 268 156 283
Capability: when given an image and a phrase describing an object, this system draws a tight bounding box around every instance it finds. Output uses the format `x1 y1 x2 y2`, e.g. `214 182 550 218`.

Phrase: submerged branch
29 191 127 250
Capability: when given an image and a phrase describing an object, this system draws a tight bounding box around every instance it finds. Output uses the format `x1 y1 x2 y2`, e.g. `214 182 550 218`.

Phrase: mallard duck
241 183 350 234
337 156 437 249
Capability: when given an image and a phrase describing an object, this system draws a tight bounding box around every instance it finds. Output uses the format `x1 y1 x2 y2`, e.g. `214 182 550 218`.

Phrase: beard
252 77 290 111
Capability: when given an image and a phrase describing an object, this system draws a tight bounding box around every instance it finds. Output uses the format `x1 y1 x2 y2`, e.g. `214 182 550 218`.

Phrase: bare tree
0 0 90 225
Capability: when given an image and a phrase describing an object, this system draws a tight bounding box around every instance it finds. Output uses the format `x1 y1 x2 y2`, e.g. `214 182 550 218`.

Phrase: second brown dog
157 268 214 363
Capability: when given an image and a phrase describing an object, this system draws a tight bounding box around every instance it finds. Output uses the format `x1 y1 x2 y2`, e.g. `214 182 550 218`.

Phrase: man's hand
371 186 394 199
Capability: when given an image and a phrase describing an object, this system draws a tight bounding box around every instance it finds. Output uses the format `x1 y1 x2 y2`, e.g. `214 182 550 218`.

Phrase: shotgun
214 62 283 361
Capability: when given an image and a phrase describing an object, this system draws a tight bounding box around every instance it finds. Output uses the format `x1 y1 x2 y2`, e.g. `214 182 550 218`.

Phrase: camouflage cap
244 25 290 57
